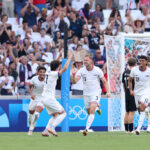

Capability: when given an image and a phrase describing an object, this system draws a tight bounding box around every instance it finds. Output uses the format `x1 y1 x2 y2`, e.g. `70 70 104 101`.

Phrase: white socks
52 113 66 128
46 113 66 129
86 114 95 130
28 114 33 126
32 112 40 125
46 117 54 129
137 112 145 131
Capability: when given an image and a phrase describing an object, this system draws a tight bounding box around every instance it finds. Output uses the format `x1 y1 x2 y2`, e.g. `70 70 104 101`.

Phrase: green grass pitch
0 132 150 150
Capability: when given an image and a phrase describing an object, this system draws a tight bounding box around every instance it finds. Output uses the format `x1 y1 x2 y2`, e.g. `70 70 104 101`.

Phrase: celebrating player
28 66 46 135
72 54 110 136
41 51 72 137
128 55 150 135
122 57 137 133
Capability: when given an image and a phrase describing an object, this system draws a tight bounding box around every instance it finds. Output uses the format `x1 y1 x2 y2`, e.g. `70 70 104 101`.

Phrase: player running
28 66 46 135
41 51 72 137
72 54 110 136
128 55 150 135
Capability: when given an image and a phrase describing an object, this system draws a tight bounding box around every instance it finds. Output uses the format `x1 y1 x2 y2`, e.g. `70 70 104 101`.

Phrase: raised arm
59 51 72 75
21 2 30 17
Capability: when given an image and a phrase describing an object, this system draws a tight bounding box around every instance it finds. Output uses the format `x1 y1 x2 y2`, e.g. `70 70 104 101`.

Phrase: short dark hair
128 57 136 66
50 60 61 71
139 55 148 61
37 66 46 72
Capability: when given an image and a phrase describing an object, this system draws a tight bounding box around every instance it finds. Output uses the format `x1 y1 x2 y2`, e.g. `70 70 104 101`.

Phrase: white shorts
83 94 101 109
29 99 44 111
42 96 64 115
134 94 150 108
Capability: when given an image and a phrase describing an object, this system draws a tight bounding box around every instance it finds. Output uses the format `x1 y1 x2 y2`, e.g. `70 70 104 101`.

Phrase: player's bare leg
30 106 43 134
83 103 97 136
124 112 129 133
128 111 135 132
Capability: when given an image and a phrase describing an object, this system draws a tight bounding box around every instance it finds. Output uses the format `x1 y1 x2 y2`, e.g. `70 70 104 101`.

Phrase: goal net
105 33 150 131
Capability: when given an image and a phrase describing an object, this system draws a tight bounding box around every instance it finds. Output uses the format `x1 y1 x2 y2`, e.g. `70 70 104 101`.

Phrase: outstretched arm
59 51 72 75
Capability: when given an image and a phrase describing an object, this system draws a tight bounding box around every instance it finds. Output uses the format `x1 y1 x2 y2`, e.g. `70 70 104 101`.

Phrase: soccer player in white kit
28 66 46 135
72 55 110 136
41 52 72 136
128 55 150 135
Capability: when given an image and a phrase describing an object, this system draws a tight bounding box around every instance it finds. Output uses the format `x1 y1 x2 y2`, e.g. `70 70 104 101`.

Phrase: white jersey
76 66 104 96
42 70 59 97
130 66 150 96
29 76 44 98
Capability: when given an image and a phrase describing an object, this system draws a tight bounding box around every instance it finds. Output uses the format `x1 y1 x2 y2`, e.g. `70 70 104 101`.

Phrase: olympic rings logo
69 106 88 120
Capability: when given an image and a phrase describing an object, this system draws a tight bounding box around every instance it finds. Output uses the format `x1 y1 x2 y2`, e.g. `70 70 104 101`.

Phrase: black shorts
125 91 137 112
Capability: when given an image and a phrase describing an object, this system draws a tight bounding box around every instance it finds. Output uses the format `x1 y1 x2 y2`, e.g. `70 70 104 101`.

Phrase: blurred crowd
0 0 150 96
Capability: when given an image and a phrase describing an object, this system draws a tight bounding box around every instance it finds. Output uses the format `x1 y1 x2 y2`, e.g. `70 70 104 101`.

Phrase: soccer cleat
28 130 33 136
29 123 35 131
42 131 49 137
147 127 150 133
135 130 140 135
83 129 88 136
48 128 58 137
42 128 50 137
97 106 101 115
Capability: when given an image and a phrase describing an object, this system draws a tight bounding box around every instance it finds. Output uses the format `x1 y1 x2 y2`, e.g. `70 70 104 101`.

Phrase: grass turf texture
0 132 150 150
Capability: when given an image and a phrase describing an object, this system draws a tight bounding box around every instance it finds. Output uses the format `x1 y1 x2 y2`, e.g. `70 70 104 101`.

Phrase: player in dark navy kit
122 57 137 133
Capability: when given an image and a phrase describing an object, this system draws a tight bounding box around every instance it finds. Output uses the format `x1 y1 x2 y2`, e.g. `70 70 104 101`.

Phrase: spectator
32 0 46 11
71 58 83 95
138 5 150 31
81 36 89 51
17 19 28 40
0 14 12 44
109 9 122 25
70 11 85 38
79 3 92 21
106 0 113 9
0 68 15 95
133 19 146 33
8 61 18 82
2 0 14 17
38 8 47 28
123 9 134 33
15 56 33 95
54 0 65 11
21 2 40 28
14 0 28 21
0 63 4 76
93 49 106 69
72 0 92 12
39 28 53 48
68 35 79 51
92 4 104 23
54 9 70 34
88 27 101 57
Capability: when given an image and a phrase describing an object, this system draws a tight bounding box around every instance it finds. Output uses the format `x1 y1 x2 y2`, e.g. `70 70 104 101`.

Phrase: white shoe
29 123 35 131
147 127 150 133
28 130 33 136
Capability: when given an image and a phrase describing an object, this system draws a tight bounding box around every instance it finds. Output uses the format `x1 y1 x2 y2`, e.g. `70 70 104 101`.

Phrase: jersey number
136 77 139 82
45 75 48 84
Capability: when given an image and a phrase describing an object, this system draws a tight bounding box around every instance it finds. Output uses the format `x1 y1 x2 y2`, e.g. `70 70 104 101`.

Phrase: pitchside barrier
0 95 148 132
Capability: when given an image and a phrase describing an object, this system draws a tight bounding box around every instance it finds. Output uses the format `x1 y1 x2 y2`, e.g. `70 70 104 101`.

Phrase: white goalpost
105 33 150 131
